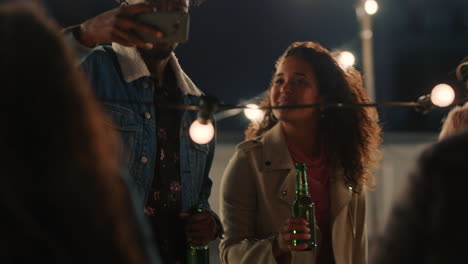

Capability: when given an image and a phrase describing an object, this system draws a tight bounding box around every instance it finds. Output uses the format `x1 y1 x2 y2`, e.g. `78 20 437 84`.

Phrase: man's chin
138 48 171 60
138 43 178 60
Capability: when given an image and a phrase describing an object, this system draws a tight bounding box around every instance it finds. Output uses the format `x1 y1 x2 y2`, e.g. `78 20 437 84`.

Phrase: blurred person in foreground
369 130 468 263
0 1 160 263
370 64 468 263
219 41 382 264
439 102 468 140
62 0 222 262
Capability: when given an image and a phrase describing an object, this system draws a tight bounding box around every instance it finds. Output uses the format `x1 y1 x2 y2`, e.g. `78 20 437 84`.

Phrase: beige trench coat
219 124 368 264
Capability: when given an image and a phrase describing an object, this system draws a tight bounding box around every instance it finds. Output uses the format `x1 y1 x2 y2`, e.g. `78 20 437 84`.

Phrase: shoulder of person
422 130 468 165
235 135 264 152
82 45 116 64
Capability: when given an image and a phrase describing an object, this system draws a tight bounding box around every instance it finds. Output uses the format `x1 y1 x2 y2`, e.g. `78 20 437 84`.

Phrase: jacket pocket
103 104 142 173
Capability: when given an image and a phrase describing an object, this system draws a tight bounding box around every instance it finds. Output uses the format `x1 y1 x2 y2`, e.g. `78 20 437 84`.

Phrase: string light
101 91 465 144
111 83 465 144
338 51 356 70
364 0 379 15
189 119 215 144
430 84 455 107
166 95 462 113
413 84 455 113
243 104 264 122
188 96 218 144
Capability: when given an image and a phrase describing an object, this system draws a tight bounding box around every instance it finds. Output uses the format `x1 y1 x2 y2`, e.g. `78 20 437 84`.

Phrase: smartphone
134 10 190 44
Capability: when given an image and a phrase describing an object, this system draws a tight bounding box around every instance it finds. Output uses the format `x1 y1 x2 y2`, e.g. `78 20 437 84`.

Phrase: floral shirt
144 67 186 264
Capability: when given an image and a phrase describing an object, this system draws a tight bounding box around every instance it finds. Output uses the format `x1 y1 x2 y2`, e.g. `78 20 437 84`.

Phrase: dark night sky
177 0 360 103
43 0 468 133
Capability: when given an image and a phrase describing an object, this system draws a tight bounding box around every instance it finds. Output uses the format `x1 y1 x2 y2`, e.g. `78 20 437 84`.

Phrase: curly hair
245 41 382 191
0 2 150 262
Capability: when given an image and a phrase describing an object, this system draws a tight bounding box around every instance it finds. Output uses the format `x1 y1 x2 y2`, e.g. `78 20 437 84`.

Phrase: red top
286 140 333 264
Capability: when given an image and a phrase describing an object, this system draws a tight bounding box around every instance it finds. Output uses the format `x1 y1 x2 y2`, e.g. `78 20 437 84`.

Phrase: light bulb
243 104 264 122
337 51 355 70
364 0 379 15
430 84 455 107
189 119 215 144
360 29 373 40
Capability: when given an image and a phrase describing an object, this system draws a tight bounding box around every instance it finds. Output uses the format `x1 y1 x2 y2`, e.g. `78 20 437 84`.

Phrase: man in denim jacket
64 0 222 262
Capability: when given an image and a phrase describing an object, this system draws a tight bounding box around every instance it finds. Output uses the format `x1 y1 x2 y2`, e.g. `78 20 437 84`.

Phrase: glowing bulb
243 104 264 122
364 0 379 15
189 120 214 144
430 84 455 107
337 51 355 70
360 29 373 40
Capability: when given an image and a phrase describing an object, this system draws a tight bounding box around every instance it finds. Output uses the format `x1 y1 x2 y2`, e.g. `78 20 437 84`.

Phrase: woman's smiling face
270 56 322 123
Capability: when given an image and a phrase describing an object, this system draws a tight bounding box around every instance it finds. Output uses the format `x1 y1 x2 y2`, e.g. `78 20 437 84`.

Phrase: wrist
204 208 224 239
74 24 96 48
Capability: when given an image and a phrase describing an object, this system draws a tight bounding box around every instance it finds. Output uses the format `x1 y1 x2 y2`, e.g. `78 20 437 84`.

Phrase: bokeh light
337 51 356 70
243 104 264 122
430 84 455 107
189 120 215 144
364 0 379 15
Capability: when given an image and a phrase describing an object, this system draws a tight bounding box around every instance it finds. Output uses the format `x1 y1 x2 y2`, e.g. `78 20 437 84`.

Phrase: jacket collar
111 43 202 96
261 123 353 222
260 123 298 206
261 123 295 172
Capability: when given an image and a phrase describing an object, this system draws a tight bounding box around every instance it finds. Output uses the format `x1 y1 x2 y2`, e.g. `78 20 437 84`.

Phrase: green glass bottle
187 204 210 264
291 163 317 250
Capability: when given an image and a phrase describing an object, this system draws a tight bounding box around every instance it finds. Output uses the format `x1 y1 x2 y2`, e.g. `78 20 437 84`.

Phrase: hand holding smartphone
133 10 190 44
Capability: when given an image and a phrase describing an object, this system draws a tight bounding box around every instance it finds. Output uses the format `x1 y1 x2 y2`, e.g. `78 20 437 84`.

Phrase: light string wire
99 97 467 112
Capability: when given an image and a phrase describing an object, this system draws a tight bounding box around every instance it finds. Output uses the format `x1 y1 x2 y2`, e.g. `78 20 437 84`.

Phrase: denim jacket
68 37 216 212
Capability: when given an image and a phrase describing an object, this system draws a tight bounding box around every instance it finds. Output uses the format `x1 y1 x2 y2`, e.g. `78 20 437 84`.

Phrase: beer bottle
187 204 210 264
291 163 317 250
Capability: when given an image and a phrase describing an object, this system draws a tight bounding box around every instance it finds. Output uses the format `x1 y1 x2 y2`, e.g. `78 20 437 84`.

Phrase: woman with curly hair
219 41 382 264
0 2 160 263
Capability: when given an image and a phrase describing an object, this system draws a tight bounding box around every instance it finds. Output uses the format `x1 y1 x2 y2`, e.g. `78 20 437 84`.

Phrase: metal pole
357 0 378 244
358 0 376 102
